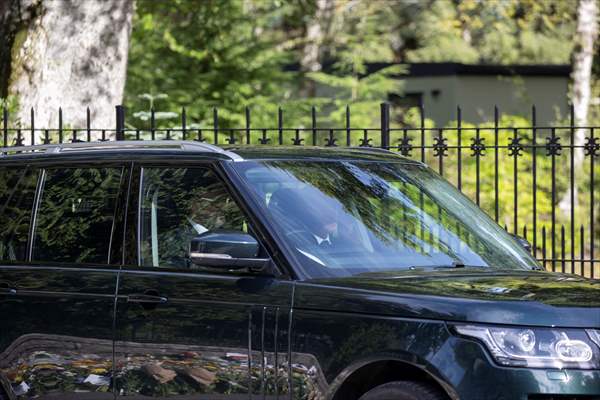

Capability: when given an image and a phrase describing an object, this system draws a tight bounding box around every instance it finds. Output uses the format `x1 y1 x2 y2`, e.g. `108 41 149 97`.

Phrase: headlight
453 324 600 369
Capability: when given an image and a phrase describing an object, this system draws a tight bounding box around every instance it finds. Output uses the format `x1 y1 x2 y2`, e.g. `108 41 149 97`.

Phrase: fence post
213 107 218 144
346 105 351 146
58 107 63 144
245 106 251 145
312 106 317 146
420 105 425 163
115 105 125 141
30 108 35 146
278 106 283 145
457 106 462 191
150 108 156 140
531 105 537 255
2 107 7 147
380 102 390 149
86 107 91 142
181 107 187 140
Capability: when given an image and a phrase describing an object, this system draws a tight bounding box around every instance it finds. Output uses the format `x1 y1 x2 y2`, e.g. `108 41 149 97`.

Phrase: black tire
358 381 447 400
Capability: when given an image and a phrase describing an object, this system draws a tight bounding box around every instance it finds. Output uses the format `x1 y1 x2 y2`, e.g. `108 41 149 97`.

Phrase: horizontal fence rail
1 103 599 279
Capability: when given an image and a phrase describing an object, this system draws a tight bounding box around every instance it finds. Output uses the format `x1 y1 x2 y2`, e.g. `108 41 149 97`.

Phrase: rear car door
0 164 127 399
114 163 294 399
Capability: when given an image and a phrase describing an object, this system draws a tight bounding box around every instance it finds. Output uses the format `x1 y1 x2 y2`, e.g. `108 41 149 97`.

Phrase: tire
358 381 447 400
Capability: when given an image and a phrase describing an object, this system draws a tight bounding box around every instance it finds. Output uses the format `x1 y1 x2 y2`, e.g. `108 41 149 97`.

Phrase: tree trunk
558 0 598 215
0 0 134 142
299 0 335 97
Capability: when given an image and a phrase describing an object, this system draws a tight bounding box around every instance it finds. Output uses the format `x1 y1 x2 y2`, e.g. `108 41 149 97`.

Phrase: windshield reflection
233 161 539 278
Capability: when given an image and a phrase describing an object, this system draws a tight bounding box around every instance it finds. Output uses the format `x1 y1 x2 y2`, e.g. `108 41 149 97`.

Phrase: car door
0 164 127 400
114 163 294 399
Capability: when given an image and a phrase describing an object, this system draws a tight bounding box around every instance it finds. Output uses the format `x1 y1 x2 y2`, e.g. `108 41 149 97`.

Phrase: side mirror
189 230 271 272
511 233 532 253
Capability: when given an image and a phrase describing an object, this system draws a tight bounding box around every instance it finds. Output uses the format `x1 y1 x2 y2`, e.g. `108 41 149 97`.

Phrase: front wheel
359 381 446 400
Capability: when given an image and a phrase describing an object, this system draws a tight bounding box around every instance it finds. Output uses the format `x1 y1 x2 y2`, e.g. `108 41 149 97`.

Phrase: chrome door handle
0 287 17 295
126 294 168 304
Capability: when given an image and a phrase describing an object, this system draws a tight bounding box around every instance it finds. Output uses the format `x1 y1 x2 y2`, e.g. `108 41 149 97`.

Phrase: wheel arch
328 357 459 400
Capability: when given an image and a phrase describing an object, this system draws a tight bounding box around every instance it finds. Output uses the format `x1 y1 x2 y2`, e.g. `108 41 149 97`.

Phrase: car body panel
0 265 118 399
292 281 600 400
289 309 457 399
114 270 294 398
295 271 600 327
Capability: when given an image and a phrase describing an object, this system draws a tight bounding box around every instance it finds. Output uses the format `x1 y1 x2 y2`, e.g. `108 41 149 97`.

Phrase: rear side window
32 168 123 264
0 168 39 261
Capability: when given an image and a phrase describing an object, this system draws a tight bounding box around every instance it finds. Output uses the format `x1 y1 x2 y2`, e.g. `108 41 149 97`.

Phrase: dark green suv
0 141 598 400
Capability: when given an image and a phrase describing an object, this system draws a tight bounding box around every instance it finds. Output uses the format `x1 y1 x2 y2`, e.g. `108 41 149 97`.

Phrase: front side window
232 160 540 278
139 167 247 269
0 167 39 261
32 168 123 264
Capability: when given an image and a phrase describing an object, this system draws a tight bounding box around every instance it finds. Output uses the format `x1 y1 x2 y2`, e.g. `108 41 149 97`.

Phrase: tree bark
299 0 335 97
1 0 134 142
559 0 598 215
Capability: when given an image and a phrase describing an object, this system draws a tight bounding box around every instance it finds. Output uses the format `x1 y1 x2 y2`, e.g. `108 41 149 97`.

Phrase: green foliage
132 94 178 123
402 0 481 63
125 0 578 131
400 0 575 64
307 65 406 128
125 0 296 128
0 95 19 120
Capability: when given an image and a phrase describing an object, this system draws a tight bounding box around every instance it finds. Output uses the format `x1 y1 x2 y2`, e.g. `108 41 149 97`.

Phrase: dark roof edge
285 61 571 77
366 62 571 77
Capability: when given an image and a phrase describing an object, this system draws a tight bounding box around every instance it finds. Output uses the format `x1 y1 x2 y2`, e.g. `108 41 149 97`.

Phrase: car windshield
232 160 540 278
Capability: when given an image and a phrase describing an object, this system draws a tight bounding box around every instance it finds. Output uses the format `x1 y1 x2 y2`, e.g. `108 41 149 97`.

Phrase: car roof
0 140 418 164
222 145 417 162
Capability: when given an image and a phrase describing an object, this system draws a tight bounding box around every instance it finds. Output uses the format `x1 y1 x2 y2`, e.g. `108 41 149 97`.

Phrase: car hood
295 270 600 328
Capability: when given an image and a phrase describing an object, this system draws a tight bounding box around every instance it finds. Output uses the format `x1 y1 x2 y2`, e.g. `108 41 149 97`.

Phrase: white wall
403 75 569 126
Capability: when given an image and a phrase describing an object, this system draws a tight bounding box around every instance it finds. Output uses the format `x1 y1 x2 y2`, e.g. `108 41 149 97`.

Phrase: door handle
0 287 16 295
126 294 168 304
0 282 17 295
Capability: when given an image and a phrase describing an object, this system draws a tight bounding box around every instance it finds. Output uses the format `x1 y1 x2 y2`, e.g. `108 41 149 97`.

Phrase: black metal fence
1 103 599 279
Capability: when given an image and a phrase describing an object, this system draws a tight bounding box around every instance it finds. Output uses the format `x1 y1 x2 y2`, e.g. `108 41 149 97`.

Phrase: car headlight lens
453 325 600 369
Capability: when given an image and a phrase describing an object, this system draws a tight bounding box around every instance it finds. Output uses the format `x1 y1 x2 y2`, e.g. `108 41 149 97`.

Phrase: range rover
0 141 598 400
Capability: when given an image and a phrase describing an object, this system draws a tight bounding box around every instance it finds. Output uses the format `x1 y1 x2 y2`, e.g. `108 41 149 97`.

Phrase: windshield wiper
433 262 486 270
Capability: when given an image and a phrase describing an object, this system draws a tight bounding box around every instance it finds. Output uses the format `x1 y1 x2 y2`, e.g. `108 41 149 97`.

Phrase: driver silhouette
268 186 340 249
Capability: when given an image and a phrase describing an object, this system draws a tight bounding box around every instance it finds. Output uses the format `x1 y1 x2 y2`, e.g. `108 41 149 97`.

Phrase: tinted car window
32 168 123 264
140 167 247 269
233 161 540 278
0 168 39 261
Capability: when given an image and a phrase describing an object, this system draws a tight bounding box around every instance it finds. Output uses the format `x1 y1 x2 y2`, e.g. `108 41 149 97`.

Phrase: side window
0 168 39 261
32 168 123 264
140 167 248 269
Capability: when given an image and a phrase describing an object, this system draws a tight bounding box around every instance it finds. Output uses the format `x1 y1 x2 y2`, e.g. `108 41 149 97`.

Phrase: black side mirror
511 233 532 253
189 230 271 272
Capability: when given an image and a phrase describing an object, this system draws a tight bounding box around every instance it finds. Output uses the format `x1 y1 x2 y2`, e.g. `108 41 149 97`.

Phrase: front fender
290 309 457 399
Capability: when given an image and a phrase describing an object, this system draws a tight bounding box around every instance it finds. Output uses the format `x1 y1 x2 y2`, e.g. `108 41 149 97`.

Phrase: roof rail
349 146 393 154
0 140 244 161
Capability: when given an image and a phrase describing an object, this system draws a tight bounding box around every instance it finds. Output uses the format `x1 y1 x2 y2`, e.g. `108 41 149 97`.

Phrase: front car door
0 163 127 399
114 163 294 399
